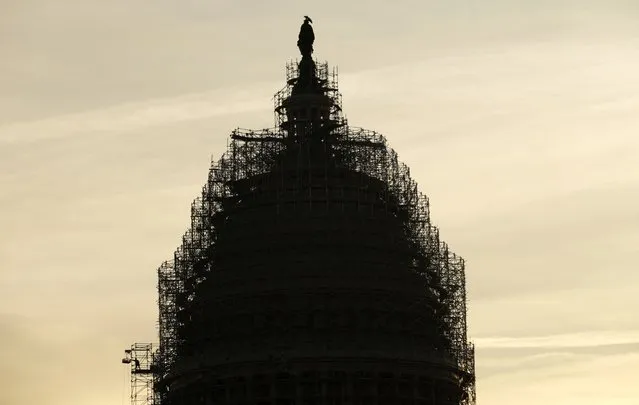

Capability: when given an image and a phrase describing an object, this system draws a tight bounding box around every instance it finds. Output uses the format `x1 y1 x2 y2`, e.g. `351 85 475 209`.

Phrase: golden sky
1 1 638 404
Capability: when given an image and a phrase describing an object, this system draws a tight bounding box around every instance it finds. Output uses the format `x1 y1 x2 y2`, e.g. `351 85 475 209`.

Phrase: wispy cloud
476 330 639 349
0 83 279 145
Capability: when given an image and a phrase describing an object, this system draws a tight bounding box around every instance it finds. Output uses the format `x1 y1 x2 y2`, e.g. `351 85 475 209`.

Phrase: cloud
475 330 639 349
0 82 278 145
477 351 639 405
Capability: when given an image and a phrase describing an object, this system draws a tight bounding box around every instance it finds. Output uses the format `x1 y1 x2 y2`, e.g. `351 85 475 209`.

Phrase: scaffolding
273 59 343 129
122 343 156 405
152 59 476 404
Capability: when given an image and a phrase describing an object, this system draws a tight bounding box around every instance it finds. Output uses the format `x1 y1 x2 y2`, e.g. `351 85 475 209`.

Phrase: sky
1 1 638 404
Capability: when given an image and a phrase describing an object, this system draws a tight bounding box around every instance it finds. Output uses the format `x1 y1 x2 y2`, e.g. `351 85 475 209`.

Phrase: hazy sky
1 1 638 404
